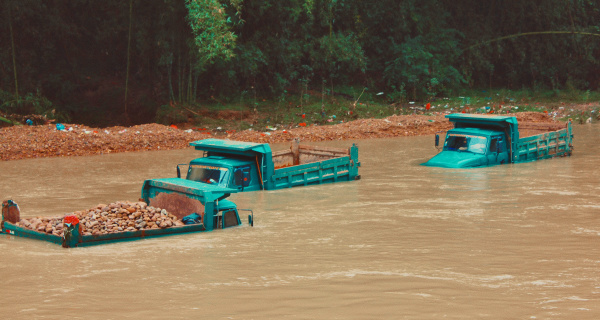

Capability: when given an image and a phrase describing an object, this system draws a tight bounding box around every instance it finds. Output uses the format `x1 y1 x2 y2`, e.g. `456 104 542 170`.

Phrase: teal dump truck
139 139 359 216
169 138 360 192
2 186 252 248
423 114 573 168
138 138 358 227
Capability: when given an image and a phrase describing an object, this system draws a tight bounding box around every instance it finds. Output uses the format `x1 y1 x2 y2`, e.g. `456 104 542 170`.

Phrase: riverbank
0 111 570 161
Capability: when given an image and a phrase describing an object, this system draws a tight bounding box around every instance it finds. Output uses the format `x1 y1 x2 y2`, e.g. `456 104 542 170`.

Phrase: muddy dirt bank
0 112 567 161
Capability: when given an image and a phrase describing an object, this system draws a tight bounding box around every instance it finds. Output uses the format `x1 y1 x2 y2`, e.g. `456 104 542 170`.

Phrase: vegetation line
1 2 599 127
466 31 600 51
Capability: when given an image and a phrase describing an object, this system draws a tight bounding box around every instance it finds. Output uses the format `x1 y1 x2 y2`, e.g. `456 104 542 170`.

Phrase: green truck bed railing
2 221 208 248
514 121 573 162
272 156 356 188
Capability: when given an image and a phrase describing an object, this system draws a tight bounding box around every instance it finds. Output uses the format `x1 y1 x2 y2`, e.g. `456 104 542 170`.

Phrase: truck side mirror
435 134 439 147
176 164 189 179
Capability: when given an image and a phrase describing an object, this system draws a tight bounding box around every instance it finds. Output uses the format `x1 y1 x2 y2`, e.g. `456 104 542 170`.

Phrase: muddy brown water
1 124 599 319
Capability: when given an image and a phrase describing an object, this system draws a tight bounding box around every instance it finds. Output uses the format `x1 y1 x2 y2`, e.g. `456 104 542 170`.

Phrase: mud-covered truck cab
141 179 248 231
423 113 573 168
177 138 360 191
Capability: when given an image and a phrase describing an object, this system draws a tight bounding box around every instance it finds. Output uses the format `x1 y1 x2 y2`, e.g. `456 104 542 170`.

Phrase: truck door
488 136 509 165
233 166 252 191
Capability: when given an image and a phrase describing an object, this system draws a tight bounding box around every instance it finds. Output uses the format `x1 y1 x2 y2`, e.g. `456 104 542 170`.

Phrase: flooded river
1 124 599 319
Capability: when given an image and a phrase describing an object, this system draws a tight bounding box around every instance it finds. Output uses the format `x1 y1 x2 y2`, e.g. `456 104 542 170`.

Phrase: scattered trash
0 111 575 162
56 123 65 131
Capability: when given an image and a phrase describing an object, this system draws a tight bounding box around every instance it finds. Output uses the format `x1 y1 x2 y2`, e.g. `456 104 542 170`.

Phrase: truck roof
190 139 271 156
142 178 238 203
446 113 518 130
446 113 518 124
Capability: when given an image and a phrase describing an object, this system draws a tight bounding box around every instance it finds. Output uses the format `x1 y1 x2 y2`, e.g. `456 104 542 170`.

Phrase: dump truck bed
513 121 573 163
270 143 360 189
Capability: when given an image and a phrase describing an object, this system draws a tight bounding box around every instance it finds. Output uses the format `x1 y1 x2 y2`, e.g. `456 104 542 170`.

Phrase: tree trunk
167 58 174 102
8 2 19 98
124 0 134 123
187 58 193 102
193 71 199 102
177 51 182 102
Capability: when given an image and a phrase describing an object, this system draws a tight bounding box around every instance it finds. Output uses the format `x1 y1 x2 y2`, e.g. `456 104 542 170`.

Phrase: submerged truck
2 187 252 248
171 138 360 192
139 138 359 225
423 113 573 168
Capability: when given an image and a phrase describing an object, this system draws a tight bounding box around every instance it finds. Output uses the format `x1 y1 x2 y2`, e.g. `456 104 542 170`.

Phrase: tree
186 0 240 65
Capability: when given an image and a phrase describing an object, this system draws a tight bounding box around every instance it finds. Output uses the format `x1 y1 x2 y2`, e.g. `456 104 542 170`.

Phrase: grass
159 86 600 130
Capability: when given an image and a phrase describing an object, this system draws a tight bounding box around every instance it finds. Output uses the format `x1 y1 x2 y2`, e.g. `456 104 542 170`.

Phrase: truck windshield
187 165 229 185
444 134 488 154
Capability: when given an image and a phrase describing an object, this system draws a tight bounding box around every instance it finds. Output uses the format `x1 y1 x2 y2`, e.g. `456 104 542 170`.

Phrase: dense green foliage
0 0 598 125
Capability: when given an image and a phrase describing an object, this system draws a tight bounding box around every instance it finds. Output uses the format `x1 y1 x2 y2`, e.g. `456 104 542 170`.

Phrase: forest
1 0 599 126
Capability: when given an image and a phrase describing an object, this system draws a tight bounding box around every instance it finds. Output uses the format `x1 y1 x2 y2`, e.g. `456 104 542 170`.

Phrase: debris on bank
0 112 569 161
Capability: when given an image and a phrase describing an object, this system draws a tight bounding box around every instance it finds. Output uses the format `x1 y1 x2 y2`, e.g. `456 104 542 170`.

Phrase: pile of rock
16 201 184 237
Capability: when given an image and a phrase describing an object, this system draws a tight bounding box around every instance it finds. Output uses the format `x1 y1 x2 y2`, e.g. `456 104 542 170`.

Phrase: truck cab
424 128 509 168
141 178 249 231
182 156 261 192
